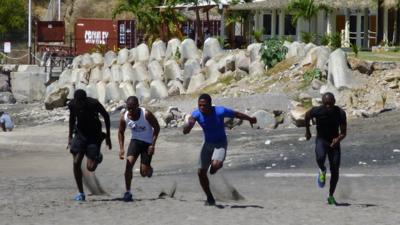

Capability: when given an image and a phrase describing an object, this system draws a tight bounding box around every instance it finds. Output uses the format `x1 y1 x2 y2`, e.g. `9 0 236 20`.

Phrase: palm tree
159 0 186 40
181 0 203 45
287 0 321 33
113 0 160 45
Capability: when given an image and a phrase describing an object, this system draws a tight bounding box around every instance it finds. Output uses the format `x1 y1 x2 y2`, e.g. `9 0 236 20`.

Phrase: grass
347 51 400 62
266 57 297 76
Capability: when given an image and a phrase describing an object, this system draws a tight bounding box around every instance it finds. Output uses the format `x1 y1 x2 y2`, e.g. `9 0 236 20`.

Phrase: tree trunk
195 7 203 46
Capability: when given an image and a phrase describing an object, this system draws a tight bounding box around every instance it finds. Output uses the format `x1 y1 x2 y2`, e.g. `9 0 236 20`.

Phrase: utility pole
58 0 61 21
28 0 32 64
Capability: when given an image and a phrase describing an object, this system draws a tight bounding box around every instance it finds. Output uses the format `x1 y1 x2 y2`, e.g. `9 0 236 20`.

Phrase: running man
183 93 257 205
305 92 347 205
68 89 112 201
118 96 160 202
0 111 14 131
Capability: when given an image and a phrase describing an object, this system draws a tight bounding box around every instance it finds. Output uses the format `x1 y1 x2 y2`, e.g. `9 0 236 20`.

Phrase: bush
303 68 322 83
329 32 342 50
351 43 359 57
253 30 264 43
320 34 330 46
260 39 288 69
300 32 316 44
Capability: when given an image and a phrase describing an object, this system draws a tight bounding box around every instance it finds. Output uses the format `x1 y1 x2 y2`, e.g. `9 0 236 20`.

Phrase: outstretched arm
305 109 312 140
98 104 112 150
118 114 126 160
145 110 160 156
234 111 257 127
183 116 196 134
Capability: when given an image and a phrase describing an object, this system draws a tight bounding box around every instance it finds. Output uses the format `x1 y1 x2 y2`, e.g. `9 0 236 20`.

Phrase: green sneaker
327 196 337 205
317 170 326 188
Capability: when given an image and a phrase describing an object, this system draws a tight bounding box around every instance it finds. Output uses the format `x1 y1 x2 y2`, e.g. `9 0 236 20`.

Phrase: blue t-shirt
191 106 235 143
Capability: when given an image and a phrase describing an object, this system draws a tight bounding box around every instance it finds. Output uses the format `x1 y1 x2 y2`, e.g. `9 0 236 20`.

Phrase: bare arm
183 116 196 135
118 114 126 160
234 111 257 127
305 109 312 140
331 121 347 148
146 110 160 156
98 104 112 150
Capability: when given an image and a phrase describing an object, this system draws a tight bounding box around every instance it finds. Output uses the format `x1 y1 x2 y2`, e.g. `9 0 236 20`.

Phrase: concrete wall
11 65 47 103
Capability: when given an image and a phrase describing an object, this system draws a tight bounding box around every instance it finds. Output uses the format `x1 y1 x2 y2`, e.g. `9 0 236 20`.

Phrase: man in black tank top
305 92 347 205
67 89 112 201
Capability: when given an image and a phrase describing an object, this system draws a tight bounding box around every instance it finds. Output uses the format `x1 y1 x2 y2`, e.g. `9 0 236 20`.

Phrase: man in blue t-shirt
183 93 257 205
0 111 14 132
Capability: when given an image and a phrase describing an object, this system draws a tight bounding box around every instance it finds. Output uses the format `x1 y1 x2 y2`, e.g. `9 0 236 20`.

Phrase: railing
43 54 73 78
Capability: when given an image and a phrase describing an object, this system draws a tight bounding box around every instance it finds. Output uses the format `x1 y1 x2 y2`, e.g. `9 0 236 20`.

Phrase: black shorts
127 139 152 166
70 133 104 160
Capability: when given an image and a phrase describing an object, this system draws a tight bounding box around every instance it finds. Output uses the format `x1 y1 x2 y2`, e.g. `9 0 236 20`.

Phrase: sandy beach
1 106 400 225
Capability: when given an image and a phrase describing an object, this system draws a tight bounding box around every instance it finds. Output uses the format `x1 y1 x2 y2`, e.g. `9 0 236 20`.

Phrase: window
285 15 296 35
263 14 271 35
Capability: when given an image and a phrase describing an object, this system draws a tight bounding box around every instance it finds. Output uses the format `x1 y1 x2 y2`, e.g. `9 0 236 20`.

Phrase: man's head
74 89 87 108
198 93 212 114
126 96 139 114
322 92 336 109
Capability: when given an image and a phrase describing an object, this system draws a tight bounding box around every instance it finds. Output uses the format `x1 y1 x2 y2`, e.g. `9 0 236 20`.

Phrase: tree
225 0 253 47
113 0 160 45
287 0 322 33
159 0 186 40
181 0 203 45
0 0 26 41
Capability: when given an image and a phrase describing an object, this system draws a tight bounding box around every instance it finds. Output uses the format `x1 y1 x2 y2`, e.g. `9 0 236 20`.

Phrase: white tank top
124 107 153 144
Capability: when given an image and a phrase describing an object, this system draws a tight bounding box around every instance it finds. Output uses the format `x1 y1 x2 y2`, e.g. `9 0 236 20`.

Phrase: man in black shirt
305 92 347 205
68 89 112 201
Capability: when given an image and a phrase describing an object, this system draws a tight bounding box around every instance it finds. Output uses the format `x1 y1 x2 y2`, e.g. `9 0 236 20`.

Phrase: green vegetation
253 29 264 43
320 34 330 46
0 0 26 42
351 43 359 57
329 32 342 50
287 0 330 33
347 51 400 62
300 32 317 44
298 68 322 90
260 39 288 69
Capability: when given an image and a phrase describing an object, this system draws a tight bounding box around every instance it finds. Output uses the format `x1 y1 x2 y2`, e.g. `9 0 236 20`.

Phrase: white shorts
198 141 227 169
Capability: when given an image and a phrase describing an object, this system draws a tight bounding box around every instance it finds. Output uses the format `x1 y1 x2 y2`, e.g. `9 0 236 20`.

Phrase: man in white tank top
118 96 160 202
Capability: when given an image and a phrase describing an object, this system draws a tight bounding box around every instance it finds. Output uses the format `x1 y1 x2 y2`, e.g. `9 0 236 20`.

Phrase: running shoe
74 192 86 201
123 191 133 202
317 169 326 188
327 196 337 205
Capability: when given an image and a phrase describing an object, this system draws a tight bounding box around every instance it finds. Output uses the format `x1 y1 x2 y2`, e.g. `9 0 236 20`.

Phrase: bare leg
198 168 215 205
73 153 85 193
125 155 138 191
209 160 223 175
140 164 152 177
86 158 98 172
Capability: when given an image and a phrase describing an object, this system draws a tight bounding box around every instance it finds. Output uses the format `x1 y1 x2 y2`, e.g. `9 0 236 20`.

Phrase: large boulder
58 69 73 85
347 57 373 75
72 55 82 69
382 69 400 82
0 74 10 92
136 43 150 62
121 63 134 82
110 64 122 82
251 110 275 129
167 80 185 96
106 81 122 102
119 81 136 100
186 73 205 94
164 60 183 82
71 68 89 84
81 53 94 69
290 106 308 127
128 48 137 63
247 43 262 62
235 51 250 73
132 62 150 83
148 60 164 81
44 87 69 110
218 54 235 73
327 49 356 90
85 83 98 99
150 40 166 62
183 59 201 89
303 43 317 55
301 46 330 70
165 38 181 59
249 61 265 76
104 51 117 67
91 52 104 66
102 66 112 82
11 68 47 102
202 37 222 64
89 66 103 83
96 81 108 105
286 41 306 59
150 80 169 99
117 48 129 65
0 92 16 104
180 38 200 62
205 59 221 83
136 82 151 103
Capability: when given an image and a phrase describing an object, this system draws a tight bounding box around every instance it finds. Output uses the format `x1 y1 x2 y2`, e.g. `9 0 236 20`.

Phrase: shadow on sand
211 204 264 209
335 202 378 208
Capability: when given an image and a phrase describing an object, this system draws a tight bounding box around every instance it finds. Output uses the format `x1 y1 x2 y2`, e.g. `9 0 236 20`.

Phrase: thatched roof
383 0 399 8
181 7 221 21
228 0 379 11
